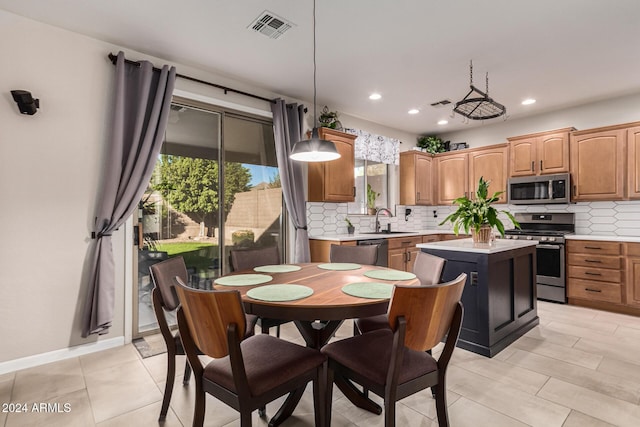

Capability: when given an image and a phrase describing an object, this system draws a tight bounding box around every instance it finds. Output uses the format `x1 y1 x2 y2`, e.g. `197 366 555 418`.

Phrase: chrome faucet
375 208 393 233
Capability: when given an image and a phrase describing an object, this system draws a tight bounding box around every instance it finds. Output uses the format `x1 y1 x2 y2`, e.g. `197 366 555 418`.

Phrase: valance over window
344 128 400 165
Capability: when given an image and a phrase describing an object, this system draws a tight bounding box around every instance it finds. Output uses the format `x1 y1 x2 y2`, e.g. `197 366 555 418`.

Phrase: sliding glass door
134 99 282 337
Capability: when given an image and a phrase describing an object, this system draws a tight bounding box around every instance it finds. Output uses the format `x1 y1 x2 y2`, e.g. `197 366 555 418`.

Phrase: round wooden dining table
216 262 420 348
213 262 420 425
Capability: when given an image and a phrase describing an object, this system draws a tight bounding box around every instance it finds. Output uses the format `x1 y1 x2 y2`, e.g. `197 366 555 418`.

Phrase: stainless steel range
502 212 575 303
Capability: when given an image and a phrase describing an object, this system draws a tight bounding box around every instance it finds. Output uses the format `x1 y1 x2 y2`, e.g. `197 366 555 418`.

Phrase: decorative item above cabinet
508 127 574 177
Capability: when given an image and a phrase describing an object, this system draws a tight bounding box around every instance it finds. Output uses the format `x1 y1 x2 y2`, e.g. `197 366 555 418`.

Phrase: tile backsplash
307 200 640 237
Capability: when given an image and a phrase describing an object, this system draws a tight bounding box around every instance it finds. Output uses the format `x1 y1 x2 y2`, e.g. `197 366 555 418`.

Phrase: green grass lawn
156 241 218 272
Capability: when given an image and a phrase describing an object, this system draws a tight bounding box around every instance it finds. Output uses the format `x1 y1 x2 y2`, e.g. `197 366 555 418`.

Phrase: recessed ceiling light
369 93 382 100
522 98 536 105
437 120 448 125
408 109 420 115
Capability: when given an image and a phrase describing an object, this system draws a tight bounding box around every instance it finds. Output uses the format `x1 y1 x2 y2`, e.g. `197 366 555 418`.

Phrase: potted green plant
417 135 446 154
345 217 355 234
366 184 379 215
439 177 519 243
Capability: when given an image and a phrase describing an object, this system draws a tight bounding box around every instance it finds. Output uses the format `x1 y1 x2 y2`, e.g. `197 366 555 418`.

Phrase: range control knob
548 237 556 242
512 235 519 240
504 235 511 239
526 236 533 240
540 236 548 241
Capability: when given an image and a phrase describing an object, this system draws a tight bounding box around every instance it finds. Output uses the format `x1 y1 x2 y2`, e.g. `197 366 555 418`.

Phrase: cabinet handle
540 160 543 171
585 288 602 293
584 259 602 263
531 161 534 172
573 185 576 197
584 246 602 250
585 271 602 276
417 191 420 200
353 186 356 196
403 252 407 263
407 251 411 262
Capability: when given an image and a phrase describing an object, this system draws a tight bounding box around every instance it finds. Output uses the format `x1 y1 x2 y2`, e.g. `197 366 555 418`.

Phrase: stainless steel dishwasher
357 239 388 267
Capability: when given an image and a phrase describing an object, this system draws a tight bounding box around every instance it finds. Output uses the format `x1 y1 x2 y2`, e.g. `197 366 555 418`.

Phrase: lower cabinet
567 240 640 315
625 243 640 307
309 239 356 262
388 237 423 272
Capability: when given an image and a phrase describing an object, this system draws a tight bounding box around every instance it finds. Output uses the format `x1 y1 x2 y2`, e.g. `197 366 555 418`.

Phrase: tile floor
3 301 640 426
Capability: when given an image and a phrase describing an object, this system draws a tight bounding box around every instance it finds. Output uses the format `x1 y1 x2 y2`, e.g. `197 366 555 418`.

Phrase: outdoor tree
268 171 281 188
152 155 251 232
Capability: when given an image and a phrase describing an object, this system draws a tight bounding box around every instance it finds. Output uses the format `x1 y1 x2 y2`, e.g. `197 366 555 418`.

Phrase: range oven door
536 243 566 302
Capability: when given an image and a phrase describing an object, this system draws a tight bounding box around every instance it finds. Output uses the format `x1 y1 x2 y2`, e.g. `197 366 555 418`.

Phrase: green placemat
342 282 394 299
363 269 417 281
246 284 313 302
317 263 362 271
253 264 302 273
214 274 273 287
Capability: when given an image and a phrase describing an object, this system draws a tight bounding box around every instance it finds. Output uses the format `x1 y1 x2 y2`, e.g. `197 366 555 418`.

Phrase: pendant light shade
290 0 341 163
290 127 340 162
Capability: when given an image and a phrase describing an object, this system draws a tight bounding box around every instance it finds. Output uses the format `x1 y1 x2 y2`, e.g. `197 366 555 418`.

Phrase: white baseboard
0 336 125 375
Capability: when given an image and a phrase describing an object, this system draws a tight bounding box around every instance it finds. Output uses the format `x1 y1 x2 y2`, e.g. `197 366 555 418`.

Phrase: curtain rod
108 53 276 104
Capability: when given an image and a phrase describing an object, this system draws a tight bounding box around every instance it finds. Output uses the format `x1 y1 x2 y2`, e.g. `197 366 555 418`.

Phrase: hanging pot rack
453 61 506 120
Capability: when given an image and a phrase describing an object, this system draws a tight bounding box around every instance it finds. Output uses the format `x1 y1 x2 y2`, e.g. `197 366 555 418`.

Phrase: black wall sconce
11 90 39 115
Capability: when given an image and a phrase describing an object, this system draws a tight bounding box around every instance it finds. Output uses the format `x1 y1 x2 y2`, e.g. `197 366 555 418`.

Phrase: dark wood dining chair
229 245 289 337
329 244 378 265
321 273 466 427
149 256 258 421
174 279 327 427
355 251 446 334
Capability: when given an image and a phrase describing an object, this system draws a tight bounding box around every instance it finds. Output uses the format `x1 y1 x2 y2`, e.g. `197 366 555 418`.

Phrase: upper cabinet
468 144 509 203
399 151 433 205
307 128 356 202
570 124 629 201
434 144 509 205
508 128 574 177
435 151 469 205
628 126 640 200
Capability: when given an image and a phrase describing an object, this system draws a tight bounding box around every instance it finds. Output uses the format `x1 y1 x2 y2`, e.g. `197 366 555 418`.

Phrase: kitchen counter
417 238 538 254
309 230 459 242
566 235 640 243
420 238 538 357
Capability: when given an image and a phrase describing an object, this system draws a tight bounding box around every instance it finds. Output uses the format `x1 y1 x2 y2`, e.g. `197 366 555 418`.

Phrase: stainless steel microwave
507 173 571 205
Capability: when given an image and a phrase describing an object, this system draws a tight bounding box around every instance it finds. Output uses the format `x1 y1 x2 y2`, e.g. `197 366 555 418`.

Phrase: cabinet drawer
568 278 622 303
388 236 422 249
627 243 640 257
568 265 622 283
422 235 439 243
567 253 622 270
567 240 621 255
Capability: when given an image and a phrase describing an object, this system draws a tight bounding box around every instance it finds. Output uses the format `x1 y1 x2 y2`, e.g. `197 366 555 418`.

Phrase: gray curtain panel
82 51 176 337
271 99 310 263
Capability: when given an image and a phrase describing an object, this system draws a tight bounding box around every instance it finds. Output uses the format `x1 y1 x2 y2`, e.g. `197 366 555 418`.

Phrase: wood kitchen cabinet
567 240 623 305
435 144 509 205
625 243 640 307
434 152 469 205
508 128 573 177
307 128 356 202
309 239 356 262
399 150 433 205
388 236 422 272
468 144 509 203
570 124 627 201
628 126 640 199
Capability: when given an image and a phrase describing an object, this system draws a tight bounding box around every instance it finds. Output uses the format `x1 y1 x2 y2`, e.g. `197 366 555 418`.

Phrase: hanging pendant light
290 0 340 162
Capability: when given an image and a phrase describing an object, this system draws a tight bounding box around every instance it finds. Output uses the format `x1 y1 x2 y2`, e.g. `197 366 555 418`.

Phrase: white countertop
309 230 458 242
417 238 538 254
566 235 640 243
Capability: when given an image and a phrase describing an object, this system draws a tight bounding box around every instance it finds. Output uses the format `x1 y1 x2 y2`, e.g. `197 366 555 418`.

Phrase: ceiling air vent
430 99 452 108
248 10 295 39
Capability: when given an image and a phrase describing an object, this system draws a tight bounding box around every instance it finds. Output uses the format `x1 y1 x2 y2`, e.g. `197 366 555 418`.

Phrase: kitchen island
417 238 539 357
